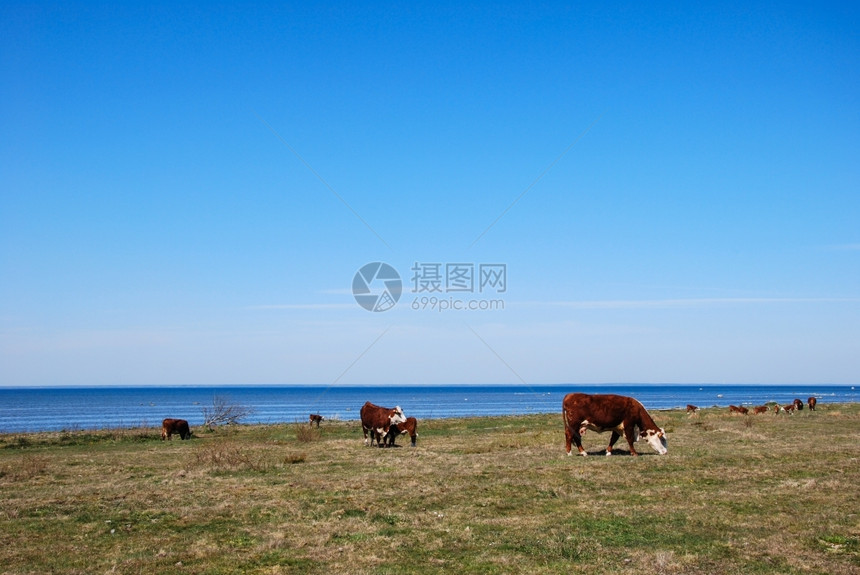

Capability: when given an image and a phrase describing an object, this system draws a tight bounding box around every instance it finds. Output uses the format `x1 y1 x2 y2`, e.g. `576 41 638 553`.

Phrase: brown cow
729 405 749 415
360 402 406 447
161 418 191 440
793 398 804 411
309 414 323 427
562 393 667 457
752 405 769 415
808 396 817 411
782 403 796 414
384 417 418 447
686 404 699 414
773 403 782 414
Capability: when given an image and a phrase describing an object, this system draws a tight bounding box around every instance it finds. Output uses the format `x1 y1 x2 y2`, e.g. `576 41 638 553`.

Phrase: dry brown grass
0 405 858 574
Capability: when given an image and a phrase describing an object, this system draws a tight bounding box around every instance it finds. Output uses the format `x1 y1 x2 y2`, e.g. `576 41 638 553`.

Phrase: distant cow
773 403 782 414
309 414 323 427
161 418 191 440
686 404 699 414
562 393 667 457
360 402 407 447
385 417 418 447
808 396 817 411
793 398 804 411
782 403 796 414
729 405 749 415
752 405 769 415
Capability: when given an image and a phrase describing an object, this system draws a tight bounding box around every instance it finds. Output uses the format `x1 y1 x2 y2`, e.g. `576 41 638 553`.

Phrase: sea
0 384 857 433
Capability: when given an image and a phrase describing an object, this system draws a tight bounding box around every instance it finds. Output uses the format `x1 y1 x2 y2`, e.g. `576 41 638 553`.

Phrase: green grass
1 406 859 574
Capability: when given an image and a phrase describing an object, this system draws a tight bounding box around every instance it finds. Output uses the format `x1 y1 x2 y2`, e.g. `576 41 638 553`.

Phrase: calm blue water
0 384 857 433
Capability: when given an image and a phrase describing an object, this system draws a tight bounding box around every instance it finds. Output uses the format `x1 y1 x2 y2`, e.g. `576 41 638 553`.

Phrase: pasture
1 403 858 574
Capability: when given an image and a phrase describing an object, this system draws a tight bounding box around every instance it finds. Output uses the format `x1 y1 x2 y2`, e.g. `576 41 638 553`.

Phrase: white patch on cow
640 428 668 455
582 420 625 436
391 407 407 425
578 419 590 436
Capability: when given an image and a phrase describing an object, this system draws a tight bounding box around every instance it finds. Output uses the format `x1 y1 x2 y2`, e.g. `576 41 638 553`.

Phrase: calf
686 404 699 414
807 396 817 411
309 414 323 427
729 405 749 415
782 403 796 414
161 418 191 440
384 417 418 447
360 402 407 447
752 405 769 415
562 393 667 456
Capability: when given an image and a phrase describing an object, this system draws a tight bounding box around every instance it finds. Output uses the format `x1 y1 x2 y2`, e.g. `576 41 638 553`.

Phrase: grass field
1 404 859 574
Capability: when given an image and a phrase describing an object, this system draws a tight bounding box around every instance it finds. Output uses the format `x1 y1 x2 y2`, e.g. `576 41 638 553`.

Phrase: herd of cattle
158 393 822 457
687 396 818 416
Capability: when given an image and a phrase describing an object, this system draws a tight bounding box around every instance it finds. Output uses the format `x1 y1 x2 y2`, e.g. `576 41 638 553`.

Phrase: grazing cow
782 403 796 414
161 418 191 440
729 405 749 415
773 403 782 414
384 417 419 447
752 405 769 415
808 396 817 411
793 398 804 411
360 402 407 447
686 404 699 414
309 414 323 427
562 393 667 457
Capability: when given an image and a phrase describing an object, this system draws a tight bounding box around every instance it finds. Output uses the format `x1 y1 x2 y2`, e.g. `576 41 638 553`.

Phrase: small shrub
193 443 273 472
284 453 307 464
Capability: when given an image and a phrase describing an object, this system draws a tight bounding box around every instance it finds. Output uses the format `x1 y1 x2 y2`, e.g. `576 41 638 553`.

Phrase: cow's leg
363 426 370 446
161 427 167 441
565 421 586 456
375 427 389 447
623 425 639 456
606 430 622 456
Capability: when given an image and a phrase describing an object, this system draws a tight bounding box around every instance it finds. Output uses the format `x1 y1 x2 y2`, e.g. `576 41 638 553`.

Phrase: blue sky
1 2 858 386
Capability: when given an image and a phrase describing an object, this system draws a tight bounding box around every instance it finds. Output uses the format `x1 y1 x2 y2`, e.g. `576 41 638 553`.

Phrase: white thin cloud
517 297 860 310
827 243 860 251
246 303 355 310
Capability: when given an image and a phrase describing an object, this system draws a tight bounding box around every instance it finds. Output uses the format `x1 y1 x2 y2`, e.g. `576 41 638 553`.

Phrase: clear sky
1 2 858 386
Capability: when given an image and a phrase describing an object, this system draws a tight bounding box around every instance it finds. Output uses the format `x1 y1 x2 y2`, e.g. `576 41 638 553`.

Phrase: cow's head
390 406 407 425
640 428 667 455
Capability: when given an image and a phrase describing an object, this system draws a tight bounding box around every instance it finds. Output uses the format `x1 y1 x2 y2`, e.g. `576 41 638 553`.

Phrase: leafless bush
201 395 254 429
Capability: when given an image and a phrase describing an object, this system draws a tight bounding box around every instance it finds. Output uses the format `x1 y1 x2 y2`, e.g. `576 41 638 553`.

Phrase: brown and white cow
752 405 769 415
807 396 817 411
782 403 796 414
729 405 749 415
385 416 419 447
793 398 804 411
161 418 191 440
309 414 323 427
686 404 699 414
562 393 667 457
360 402 407 447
